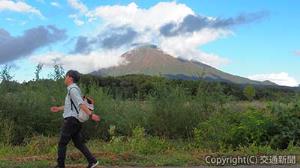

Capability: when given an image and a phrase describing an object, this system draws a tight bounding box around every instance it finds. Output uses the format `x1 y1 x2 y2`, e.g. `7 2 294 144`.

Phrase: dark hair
66 70 80 83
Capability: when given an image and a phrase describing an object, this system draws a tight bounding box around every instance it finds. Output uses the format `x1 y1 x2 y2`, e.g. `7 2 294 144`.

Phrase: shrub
128 126 169 155
243 85 256 101
194 108 274 150
268 102 300 149
0 118 15 145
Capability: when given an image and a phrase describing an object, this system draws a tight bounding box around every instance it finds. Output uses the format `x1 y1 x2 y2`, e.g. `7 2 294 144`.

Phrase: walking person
50 70 100 168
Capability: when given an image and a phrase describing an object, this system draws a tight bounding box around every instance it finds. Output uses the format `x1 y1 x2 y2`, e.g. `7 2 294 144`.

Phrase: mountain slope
91 46 275 86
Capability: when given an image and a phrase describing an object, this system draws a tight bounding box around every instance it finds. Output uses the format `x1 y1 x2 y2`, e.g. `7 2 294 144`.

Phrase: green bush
0 118 15 145
243 85 256 101
268 102 300 149
128 126 169 155
194 108 274 150
147 82 228 139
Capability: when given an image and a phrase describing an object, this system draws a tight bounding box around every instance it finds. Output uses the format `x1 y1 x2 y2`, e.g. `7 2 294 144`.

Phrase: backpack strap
68 87 80 114
70 98 79 114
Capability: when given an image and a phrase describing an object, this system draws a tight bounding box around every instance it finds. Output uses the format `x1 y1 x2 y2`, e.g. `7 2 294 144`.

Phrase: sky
0 0 299 86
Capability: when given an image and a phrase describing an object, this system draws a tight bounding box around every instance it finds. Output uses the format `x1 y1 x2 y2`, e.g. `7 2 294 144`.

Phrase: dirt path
5 151 133 162
2 153 298 168
64 165 235 168
2 152 145 167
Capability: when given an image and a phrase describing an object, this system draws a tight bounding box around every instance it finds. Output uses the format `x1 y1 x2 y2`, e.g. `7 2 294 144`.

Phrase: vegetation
243 85 256 101
0 66 300 167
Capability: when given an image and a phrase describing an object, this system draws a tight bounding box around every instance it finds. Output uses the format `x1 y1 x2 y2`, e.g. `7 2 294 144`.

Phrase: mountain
91 45 276 86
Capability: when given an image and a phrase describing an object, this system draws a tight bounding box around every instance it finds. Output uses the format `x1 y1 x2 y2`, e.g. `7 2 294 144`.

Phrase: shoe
87 160 99 168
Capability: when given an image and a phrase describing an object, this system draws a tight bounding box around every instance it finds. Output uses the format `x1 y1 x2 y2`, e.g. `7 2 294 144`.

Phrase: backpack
69 88 95 122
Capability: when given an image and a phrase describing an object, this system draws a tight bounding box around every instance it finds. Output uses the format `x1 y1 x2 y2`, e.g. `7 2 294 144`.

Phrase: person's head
64 70 80 86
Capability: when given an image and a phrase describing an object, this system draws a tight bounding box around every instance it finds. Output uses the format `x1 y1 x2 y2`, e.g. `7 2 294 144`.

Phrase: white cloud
67 0 88 13
30 50 128 74
50 2 61 8
67 0 88 26
87 2 194 31
69 14 84 26
248 72 299 87
0 0 44 18
83 2 230 68
159 29 231 67
32 2 231 75
5 17 27 25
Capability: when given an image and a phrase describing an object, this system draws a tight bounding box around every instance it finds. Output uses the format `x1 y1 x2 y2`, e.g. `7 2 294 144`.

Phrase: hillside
91 45 275 86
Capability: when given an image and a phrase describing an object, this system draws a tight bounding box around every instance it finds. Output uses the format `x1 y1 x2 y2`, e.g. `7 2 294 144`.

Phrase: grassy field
1 76 300 167
1 132 300 168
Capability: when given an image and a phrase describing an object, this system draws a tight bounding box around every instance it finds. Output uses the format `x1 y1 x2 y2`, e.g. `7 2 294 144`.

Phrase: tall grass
0 77 300 152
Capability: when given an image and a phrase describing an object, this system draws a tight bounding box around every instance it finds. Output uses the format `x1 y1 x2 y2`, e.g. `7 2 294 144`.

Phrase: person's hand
91 114 100 122
50 106 60 113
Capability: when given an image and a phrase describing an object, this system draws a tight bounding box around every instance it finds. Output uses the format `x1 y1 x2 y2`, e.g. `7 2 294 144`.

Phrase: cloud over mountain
73 27 138 54
34 2 267 73
248 72 299 87
160 11 268 37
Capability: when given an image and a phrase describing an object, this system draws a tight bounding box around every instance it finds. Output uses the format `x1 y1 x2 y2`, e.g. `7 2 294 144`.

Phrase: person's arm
70 88 100 122
80 104 100 122
50 106 64 113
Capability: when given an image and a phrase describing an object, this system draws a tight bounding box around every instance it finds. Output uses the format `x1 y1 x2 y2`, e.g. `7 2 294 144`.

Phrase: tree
49 64 65 81
0 65 14 82
35 63 43 80
243 85 256 101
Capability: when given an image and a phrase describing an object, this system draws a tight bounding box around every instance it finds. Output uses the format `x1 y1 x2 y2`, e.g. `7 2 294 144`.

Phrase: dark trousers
57 117 96 167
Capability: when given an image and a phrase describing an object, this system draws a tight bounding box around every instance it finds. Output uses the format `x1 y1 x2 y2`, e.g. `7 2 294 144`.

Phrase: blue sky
0 0 299 86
